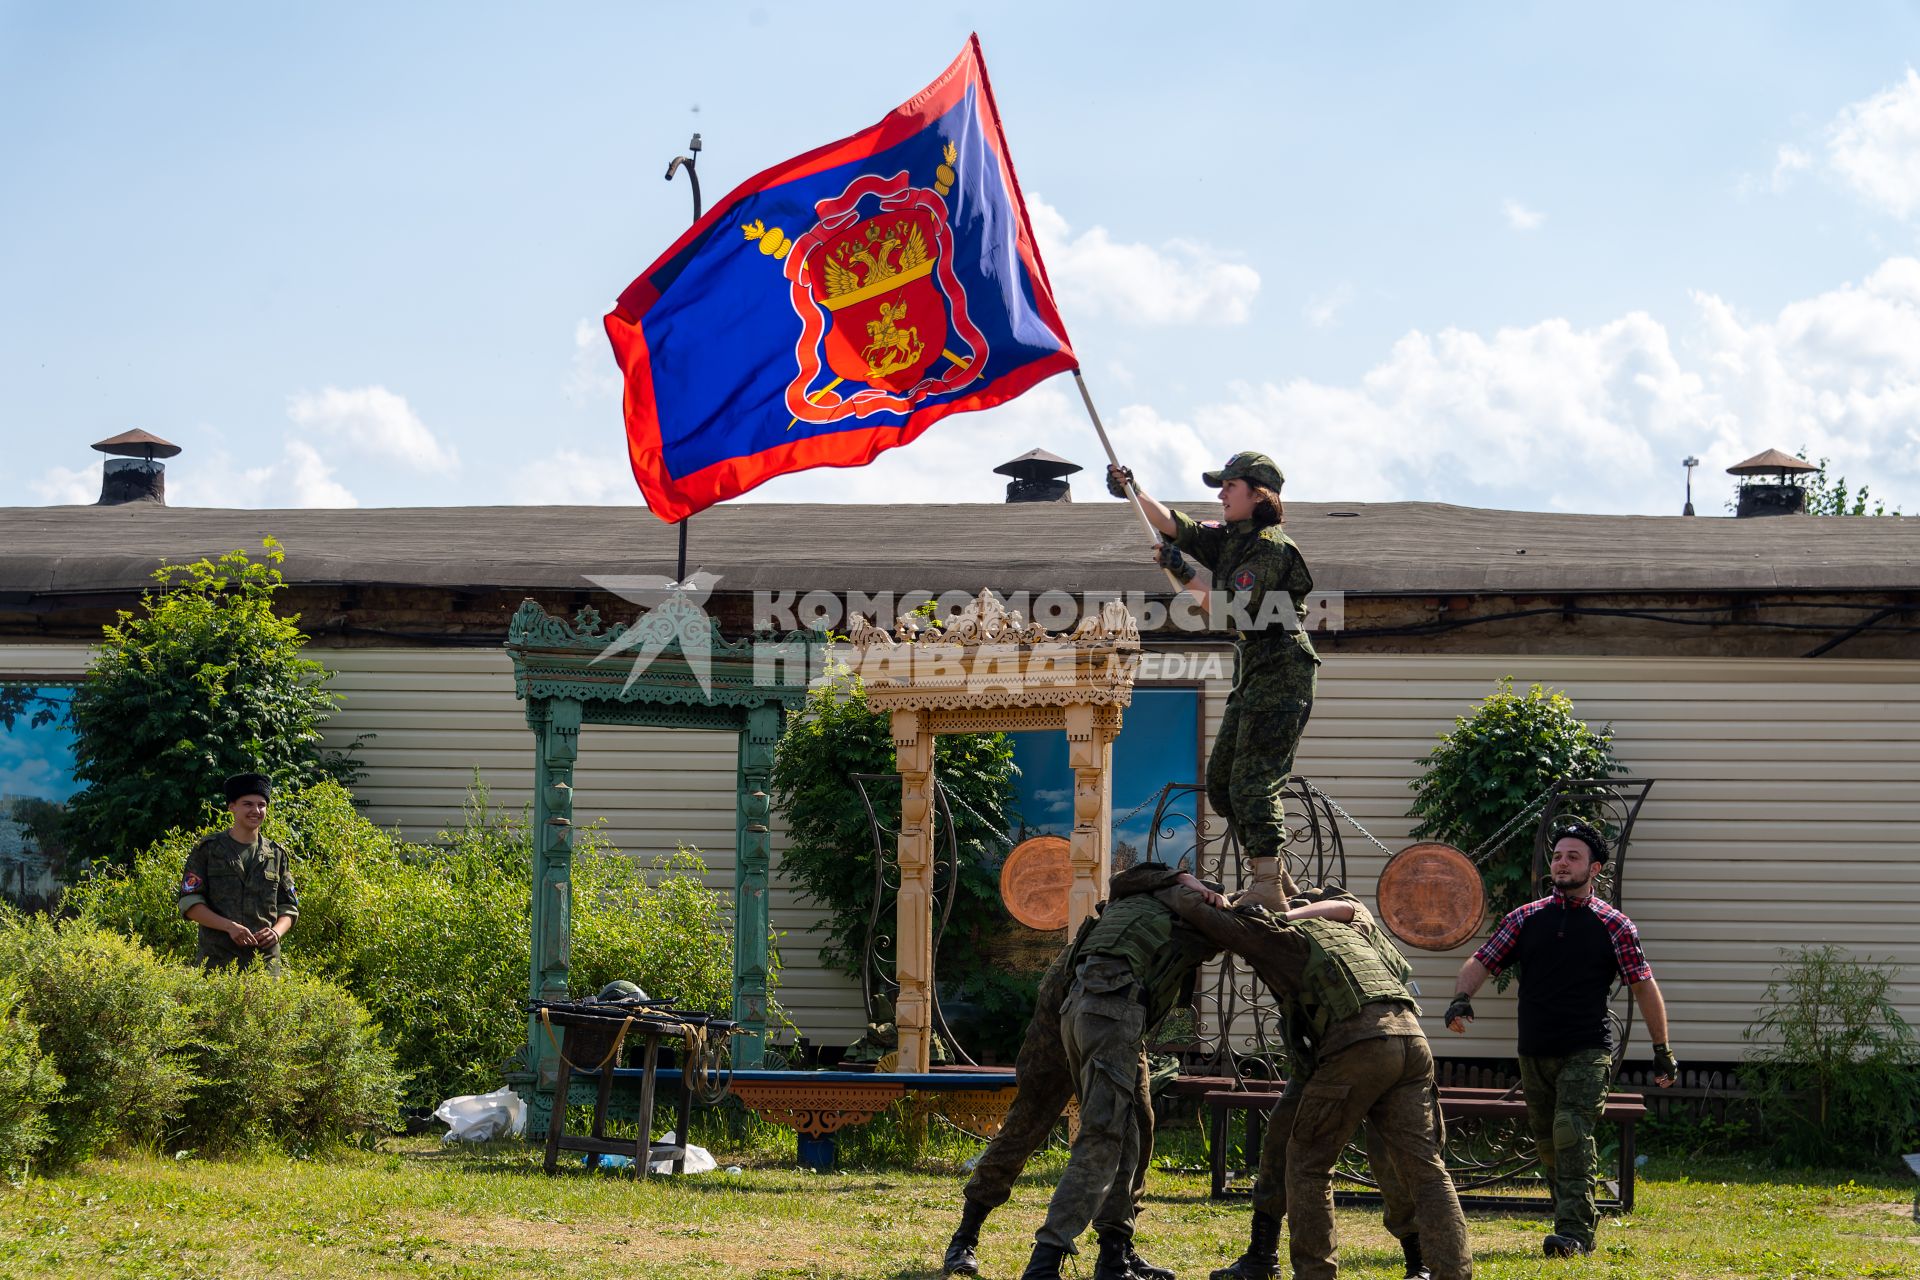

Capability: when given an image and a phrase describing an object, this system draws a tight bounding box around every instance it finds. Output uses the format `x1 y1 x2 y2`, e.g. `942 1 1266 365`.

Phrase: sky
6 2 1920 517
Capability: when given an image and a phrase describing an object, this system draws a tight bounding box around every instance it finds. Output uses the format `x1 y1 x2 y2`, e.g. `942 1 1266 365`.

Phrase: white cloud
1827 68 1920 219
1771 144 1814 192
1305 283 1355 329
30 464 97 505
1503 199 1545 232
517 448 646 505
566 317 622 404
1026 196 1260 325
168 437 359 508
286 385 458 472
1095 259 1920 513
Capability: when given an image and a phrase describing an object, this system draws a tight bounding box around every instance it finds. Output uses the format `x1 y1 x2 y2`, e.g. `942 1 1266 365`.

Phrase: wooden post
732 702 781 1067
893 708 936 1073
1065 703 1110 933
527 697 581 1085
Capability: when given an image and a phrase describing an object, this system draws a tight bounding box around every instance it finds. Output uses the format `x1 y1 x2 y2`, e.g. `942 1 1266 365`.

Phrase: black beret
223 773 272 803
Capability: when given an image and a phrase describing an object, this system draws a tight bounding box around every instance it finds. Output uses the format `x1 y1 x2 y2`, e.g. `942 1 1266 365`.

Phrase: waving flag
606 35 1076 521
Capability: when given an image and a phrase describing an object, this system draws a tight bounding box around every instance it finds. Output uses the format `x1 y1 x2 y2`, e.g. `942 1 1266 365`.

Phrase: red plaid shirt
1474 890 1653 985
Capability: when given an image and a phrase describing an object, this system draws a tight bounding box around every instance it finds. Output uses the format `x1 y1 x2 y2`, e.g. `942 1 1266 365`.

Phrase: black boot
943 1200 990 1275
1401 1233 1431 1280
1092 1231 1135 1280
1021 1242 1070 1280
1127 1242 1176 1280
1208 1210 1280 1280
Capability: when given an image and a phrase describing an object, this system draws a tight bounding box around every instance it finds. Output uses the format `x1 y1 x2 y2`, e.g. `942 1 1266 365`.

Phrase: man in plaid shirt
1444 819 1676 1259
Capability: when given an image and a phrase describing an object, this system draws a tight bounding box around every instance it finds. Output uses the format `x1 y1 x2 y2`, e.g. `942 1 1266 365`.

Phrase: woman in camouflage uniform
1108 453 1320 908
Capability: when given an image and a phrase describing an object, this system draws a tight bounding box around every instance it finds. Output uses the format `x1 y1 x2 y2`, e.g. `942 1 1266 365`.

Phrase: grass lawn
1 1137 1915 1280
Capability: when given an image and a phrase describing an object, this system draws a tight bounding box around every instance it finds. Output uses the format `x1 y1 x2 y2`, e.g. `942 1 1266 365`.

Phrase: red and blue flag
606 36 1077 522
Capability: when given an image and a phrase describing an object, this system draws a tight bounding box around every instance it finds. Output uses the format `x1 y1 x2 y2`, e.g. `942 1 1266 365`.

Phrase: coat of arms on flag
606 35 1075 522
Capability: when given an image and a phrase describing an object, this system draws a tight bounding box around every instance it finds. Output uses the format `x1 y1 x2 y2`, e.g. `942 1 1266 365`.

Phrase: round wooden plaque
1376 842 1486 951
1000 835 1073 932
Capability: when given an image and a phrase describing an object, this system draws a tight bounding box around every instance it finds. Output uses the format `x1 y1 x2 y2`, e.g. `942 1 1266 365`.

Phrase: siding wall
6 642 1916 1062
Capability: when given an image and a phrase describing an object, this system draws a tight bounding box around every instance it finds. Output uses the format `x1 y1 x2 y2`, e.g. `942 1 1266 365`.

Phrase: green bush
570 845 742 1015
69 780 775 1106
0 914 196 1168
1742 944 1920 1167
63 539 363 868
1407 678 1623 918
0 981 62 1175
179 969 402 1155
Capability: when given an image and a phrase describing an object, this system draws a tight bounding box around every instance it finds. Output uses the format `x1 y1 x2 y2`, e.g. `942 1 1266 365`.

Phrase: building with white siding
4 488 1916 1070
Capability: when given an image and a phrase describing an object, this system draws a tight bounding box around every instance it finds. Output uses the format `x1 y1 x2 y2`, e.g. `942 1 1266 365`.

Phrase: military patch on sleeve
1201 520 1224 529
181 872 203 894
1232 568 1256 590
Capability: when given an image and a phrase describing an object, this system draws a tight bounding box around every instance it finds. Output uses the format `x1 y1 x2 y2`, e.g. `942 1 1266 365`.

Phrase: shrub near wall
68 781 772 1106
0 911 401 1169
0 914 196 1168
0 986 62 1173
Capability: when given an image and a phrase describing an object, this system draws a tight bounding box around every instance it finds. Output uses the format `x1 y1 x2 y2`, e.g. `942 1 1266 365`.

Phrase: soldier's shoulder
185 831 228 856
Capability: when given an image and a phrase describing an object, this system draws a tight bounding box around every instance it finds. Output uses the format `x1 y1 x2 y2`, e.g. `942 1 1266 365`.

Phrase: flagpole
1073 370 1189 594
665 133 704 582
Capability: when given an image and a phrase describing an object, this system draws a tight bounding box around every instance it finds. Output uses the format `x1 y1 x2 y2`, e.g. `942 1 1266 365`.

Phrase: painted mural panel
0 684 79 909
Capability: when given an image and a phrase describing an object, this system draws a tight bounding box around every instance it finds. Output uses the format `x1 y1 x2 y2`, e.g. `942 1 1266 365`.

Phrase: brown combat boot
1209 1209 1280 1279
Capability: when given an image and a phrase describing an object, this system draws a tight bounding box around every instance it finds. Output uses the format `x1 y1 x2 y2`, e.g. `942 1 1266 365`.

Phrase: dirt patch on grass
460 1212 842 1272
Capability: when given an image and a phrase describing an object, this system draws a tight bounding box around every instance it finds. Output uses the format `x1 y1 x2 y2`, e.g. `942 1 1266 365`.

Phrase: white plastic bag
434 1086 527 1143
651 1131 718 1175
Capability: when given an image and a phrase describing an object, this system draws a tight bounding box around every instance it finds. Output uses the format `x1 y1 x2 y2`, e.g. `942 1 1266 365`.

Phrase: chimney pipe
993 448 1082 503
91 429 181 506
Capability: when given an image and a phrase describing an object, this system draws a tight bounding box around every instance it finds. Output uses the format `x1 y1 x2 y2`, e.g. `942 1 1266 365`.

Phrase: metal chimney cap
1726 447 1817 477
992 448 1082 481
92 429 182 459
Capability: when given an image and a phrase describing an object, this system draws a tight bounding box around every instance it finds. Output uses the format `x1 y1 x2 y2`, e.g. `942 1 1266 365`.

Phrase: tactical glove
1444 993 1475 1028
1106 464 1136 498
1652 1043 1678 1080
1155 542 1198 584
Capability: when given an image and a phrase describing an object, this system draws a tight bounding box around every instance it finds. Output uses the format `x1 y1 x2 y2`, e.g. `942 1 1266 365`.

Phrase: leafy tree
770 649 1022 1054
63 539 362 867
1796 450 1901 516
1743 944 1919 1166
1407 678 1623 918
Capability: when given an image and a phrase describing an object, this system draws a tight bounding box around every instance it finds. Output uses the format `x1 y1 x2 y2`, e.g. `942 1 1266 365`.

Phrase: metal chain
1462 792 1555 865
1305 781 1555 867
1303 783 1398 860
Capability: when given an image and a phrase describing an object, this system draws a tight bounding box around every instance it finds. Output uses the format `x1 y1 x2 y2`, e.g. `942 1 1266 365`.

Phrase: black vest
1513 900 1621 1057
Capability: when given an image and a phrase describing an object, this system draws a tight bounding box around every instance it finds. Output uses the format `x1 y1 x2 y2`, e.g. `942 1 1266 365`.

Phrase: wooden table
538 1007 695 1178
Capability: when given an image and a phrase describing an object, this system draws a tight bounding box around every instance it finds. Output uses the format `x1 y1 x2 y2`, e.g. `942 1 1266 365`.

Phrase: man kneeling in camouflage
1155 880 1473 1280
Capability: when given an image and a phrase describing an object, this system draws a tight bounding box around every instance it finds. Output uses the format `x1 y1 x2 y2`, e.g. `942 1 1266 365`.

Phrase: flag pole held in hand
1073 370 1189 594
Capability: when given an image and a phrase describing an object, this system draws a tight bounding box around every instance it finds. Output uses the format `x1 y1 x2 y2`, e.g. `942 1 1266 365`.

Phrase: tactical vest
1287 916 1419 1043
1076 893 1191 1023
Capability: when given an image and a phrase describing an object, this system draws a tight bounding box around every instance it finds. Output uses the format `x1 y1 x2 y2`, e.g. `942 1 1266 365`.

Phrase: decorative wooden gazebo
504 599 815 1082
845 590 1141 1071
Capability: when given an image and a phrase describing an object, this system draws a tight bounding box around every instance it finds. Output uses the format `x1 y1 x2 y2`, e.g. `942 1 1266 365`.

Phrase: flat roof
1 500 1915 597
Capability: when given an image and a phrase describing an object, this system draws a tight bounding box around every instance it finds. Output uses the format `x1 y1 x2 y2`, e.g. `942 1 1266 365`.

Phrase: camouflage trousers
1285 1035 1473 1280
1035 984 1149 1250
1518 1048 1613 1249
1207 669 1316 862
961 1023 1153 1214
1250 1076 1418 1240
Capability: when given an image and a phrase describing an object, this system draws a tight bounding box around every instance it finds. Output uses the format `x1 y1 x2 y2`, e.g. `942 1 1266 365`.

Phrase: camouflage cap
1202 451 1285 492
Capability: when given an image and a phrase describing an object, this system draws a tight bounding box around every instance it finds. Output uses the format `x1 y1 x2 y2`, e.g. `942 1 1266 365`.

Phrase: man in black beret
177 773 298 972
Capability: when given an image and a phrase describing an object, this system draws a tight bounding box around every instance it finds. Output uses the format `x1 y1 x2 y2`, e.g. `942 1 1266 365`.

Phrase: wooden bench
1203 1085 1648 1211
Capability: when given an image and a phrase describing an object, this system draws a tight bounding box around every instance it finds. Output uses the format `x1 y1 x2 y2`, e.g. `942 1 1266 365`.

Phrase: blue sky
6 3 1920 516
